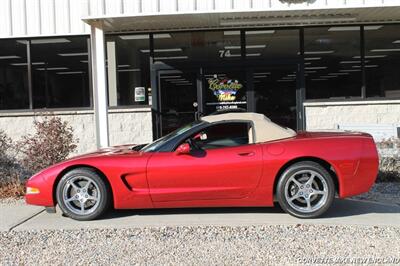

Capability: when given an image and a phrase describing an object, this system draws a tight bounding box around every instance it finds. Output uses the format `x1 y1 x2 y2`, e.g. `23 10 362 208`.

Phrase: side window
192 122 252 150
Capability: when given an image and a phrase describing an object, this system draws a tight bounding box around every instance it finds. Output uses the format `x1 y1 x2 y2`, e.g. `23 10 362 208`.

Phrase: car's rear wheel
276 161 335 218
56 168 110 221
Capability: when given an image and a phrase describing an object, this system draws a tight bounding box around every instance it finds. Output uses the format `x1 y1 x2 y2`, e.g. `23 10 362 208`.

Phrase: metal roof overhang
82 6 400 33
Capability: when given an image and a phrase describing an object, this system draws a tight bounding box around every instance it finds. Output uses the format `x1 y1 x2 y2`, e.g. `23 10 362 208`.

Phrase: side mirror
175 143 191 155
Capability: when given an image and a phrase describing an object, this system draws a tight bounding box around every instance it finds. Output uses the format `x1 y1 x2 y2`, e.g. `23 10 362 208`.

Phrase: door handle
237 152 255 157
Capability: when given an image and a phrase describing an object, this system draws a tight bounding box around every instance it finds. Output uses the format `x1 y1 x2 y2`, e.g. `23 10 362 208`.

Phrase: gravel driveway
1 183 399 265
1 225 399 265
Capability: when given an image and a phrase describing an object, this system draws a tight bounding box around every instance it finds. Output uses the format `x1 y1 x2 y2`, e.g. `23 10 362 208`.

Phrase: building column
90 23 109 148
106 41 118 106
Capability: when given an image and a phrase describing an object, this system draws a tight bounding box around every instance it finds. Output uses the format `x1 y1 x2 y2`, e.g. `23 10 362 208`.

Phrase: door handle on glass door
237 152 255 157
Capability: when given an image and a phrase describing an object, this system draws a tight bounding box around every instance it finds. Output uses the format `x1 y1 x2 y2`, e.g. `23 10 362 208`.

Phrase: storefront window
365 25 400 99
106 34 151 107
153 31 242 66
247 29 299 129
304 26 362 100
154 31 245 118
0 40 29 110
31 37 90 108
245 29 299 59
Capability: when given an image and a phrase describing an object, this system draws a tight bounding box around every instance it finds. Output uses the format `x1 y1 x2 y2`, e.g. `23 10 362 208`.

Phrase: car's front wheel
276 161 335 218
56 168 110 221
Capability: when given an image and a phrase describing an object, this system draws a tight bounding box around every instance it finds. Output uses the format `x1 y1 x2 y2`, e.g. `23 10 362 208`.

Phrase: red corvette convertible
26 112 379 220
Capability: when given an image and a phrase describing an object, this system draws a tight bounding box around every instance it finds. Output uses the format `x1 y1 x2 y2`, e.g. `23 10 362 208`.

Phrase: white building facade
1 0 399 154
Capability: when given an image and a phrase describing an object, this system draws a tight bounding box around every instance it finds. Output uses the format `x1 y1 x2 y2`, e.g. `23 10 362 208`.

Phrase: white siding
0 0 12 36
105 0 122 15
123 0 142 14
55 0 71 34
196 0 214 11
142 0 159 13
215 0 232 11
11 0 26 36
160 0 177 13
40 0 56 35
26 0 42 36
252 0 271 9
178 0 195 12
233 0 251 10
0 0 399 38
71 0 89 34
88 0 104 16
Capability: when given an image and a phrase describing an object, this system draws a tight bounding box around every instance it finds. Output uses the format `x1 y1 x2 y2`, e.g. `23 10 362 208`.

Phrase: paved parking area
1 198 399 232
0 203 43 232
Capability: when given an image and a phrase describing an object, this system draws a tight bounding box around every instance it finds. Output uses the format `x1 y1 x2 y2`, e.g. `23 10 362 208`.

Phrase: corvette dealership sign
208 77 243 102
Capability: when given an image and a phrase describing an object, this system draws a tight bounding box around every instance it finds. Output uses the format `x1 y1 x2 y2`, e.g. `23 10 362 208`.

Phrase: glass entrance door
158 70 198 136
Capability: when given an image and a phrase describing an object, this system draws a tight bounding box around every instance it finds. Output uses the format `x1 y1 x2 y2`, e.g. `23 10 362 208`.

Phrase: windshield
140 121 201 152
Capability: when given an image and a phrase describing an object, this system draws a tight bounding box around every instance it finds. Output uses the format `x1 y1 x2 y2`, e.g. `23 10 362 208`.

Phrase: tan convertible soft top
201 112 296 143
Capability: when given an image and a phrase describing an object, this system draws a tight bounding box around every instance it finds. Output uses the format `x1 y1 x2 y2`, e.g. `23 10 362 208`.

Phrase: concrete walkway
1 199 399 232
0 203 44 232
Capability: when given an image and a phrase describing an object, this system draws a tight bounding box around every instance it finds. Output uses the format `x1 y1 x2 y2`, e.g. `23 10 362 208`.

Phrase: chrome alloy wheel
62 176 101 215
284 169 329 213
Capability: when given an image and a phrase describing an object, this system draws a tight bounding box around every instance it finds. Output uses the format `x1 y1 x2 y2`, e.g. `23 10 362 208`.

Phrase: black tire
56 167 110 221
276 161 335 219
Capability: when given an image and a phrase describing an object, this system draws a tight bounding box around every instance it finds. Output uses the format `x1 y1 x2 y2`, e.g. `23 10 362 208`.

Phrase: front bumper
25 174 55 207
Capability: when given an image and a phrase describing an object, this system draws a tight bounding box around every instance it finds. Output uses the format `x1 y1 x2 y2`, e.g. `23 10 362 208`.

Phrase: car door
146 122 263 202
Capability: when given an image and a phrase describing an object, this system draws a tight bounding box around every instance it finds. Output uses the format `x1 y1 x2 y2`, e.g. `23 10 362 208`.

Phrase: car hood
65 144 145 161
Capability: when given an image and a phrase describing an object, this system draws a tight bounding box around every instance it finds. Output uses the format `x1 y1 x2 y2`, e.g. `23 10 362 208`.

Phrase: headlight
26 187 40 194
